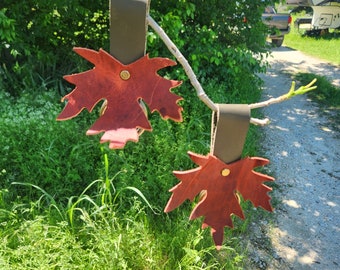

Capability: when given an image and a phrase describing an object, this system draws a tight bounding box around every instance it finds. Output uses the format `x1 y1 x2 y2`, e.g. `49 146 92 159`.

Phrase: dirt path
257 47 340 270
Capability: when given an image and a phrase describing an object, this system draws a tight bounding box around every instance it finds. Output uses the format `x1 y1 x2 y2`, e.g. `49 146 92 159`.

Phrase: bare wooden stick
250 117 270 126
249 79 317 109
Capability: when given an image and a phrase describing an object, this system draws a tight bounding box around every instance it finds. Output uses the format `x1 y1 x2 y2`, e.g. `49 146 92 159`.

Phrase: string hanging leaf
57 47 183 149
165 151 274 249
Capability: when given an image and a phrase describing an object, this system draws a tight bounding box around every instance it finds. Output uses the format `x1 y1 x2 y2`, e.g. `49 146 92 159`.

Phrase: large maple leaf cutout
57 47 183 149
164 151 274 250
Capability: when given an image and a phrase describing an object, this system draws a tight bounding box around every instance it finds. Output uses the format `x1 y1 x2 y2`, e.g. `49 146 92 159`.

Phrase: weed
0 153 245 269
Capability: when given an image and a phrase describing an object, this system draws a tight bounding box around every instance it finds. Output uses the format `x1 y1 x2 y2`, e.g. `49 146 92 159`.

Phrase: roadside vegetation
0 72 264 267
0 80 265 269
295 73 340 109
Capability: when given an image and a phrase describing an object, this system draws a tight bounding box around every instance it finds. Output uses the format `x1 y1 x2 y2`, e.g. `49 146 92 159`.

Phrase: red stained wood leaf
57 47 183 149
164 151 274 249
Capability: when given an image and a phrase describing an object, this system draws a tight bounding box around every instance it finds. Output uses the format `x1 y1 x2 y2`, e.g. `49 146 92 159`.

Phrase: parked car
262 6 292 47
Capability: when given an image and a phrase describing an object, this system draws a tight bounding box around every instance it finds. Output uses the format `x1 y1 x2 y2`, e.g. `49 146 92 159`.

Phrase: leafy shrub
0 0 109 96
0 0 271 97
149 0 271 95
0 8 16 45
0 89 103 201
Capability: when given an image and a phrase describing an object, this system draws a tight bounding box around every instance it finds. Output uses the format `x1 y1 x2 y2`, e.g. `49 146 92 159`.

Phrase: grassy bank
284 14 340 65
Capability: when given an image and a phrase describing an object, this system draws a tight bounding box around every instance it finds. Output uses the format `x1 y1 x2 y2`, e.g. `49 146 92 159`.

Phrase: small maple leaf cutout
164 151 274 250
57 47 183 149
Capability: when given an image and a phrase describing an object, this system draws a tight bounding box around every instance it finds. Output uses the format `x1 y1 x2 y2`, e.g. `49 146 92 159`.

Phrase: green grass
0 75 268 269
284 14 340 65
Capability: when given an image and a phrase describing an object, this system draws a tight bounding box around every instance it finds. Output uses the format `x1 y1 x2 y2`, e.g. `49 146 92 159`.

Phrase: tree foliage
0 0 272 97
0 0 109 95
150 0 272 101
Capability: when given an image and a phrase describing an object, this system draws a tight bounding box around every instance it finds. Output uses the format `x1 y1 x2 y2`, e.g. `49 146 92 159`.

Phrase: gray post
110 0 149 64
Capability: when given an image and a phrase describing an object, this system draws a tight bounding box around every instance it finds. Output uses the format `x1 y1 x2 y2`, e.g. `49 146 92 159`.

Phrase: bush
149 0 271 95
0 1 109 96
0 1 272 97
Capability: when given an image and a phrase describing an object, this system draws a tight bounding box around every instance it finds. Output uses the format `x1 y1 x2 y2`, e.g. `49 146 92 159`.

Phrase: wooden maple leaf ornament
165 152 274 250
57 48 183 149
58 1 183 149
165 104 274 249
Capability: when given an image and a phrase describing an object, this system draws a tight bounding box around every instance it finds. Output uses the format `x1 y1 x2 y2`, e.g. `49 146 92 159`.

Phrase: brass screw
120 70 131 80
221 168 230 177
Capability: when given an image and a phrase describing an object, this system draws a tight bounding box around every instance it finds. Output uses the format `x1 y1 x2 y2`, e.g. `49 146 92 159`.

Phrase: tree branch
147 15 317 126
249 79 317 109
147 15 218 112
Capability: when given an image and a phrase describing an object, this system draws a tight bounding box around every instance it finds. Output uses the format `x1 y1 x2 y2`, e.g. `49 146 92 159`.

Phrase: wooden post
109 0 149 64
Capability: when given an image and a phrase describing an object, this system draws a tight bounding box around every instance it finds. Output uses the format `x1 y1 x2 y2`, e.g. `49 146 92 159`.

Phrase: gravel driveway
257 47 339 269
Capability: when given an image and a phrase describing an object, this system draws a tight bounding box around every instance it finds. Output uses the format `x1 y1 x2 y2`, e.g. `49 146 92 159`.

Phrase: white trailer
312 4 340 30
288 0 340 34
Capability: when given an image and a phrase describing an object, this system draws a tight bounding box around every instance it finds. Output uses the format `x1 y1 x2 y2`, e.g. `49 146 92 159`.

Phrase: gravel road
257 47 339 269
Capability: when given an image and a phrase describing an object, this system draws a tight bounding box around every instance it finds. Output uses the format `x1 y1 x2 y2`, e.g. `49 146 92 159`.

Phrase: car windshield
264 7 276 14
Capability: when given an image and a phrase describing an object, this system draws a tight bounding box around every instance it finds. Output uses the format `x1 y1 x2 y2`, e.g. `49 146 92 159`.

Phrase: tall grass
0 147 247 269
